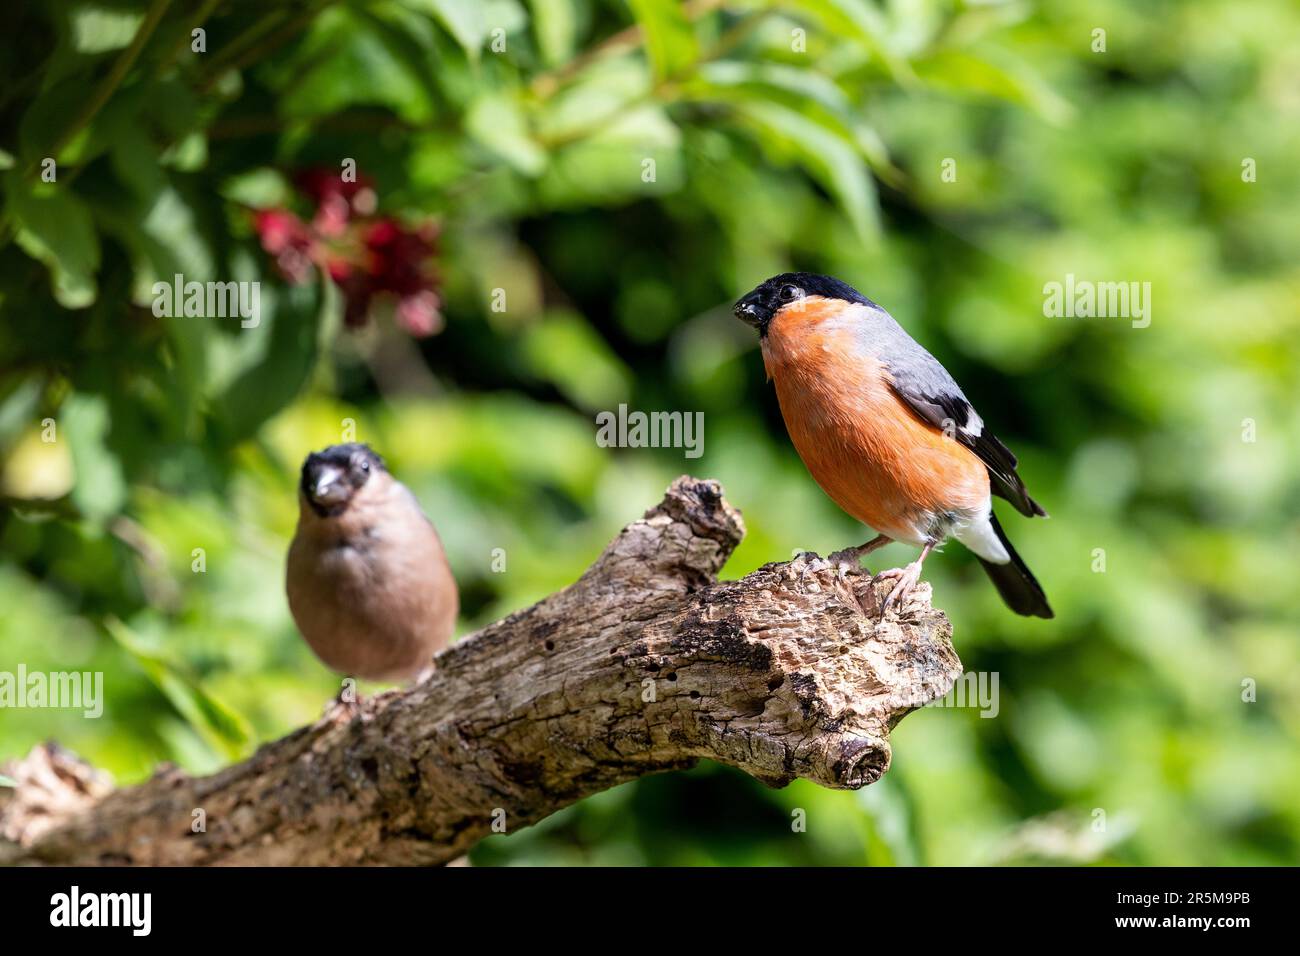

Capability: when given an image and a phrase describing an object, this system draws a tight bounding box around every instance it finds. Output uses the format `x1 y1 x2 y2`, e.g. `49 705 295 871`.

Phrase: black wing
888 374 1047 519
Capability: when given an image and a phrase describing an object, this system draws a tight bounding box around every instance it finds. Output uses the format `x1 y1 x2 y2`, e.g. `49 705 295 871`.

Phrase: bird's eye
780 284 802 302
357 459 370 473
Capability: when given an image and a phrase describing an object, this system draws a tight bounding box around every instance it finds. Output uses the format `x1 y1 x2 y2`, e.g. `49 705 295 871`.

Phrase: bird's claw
790 550 832 576
792 548 907 618
875 561 924 617
792 549 876 615
869 566 904 586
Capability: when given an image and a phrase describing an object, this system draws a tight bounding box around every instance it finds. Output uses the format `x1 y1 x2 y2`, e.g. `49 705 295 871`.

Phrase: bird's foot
826 547 867 576
791 551 860 591
790 550 833 575
790 547 883 616
874 561 925 617
830 535 890 580
829 550 874 617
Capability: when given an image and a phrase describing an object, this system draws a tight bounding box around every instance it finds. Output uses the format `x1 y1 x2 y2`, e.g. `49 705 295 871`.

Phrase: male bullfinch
286 444 459 682
734 273 1053 619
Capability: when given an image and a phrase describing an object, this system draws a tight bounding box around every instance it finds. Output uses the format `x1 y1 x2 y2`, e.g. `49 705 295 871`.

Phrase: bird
734 272 1053 619
286 443 459 682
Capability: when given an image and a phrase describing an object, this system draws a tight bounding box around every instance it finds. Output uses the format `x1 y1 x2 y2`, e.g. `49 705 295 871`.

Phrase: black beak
733 294 769 330
301 455 351 516
308 463 349 506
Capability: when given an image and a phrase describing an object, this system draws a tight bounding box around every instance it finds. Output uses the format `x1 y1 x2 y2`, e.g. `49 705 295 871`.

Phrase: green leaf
588 103 680 147
351 4 445 115
61 393 127 524
109 123 166 200
535 56 653 143
112 188 216 434
527 0 576 66
796 0 914 84
519 310 632 410
138 186 216 280
405 0 489 62
18 75 106 166
0 774 16 788
221 168 292 209
915 48 1072 123
211 276 329 446
730 99 880 241
71 5 144 53
6 177 101 309
0 376 45 448
857 775 924 866
687 61 901 181
697 60 854 116
627 0 699 82
486 0 528 35
105 618 253 763
466 93 548 175
281 6 437 122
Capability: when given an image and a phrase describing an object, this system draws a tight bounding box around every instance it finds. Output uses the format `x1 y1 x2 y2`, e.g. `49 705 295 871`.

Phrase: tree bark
0 477 961 866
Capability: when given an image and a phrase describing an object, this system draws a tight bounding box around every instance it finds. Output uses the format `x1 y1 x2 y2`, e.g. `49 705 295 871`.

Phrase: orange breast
761 299 989 544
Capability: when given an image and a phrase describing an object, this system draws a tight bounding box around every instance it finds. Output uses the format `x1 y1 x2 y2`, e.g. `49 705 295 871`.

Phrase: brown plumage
286 444 459 682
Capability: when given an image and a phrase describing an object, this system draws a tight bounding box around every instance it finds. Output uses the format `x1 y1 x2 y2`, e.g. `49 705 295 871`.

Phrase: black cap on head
733 272 876 335
300 443 387 516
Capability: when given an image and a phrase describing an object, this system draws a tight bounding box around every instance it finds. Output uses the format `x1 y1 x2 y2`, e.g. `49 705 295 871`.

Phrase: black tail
978 513 1054 618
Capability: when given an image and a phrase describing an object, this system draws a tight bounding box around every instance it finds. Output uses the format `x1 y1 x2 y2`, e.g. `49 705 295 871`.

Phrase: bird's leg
828 534 892 573
875 542 936 616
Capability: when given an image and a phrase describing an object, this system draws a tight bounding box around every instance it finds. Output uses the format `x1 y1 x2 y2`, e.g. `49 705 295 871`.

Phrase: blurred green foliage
1 0 1298 865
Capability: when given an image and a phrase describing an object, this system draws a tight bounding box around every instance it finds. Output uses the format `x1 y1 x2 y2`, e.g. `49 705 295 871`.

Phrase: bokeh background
2 0 1298 866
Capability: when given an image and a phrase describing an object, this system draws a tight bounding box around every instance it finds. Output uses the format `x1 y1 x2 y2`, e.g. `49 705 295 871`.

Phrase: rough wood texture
0 477 961 866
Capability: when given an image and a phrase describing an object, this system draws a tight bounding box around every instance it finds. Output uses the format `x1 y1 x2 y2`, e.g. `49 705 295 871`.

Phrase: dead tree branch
0 477 961 865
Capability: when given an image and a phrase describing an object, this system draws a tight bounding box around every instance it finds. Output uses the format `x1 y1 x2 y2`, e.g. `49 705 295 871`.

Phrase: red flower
294 169 378 237
358 219 443 335
251 169 442 336
253 209 316 284
395 289 443 337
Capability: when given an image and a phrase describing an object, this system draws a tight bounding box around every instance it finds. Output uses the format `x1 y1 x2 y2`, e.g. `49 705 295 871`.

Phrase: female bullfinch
286 444 460 682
